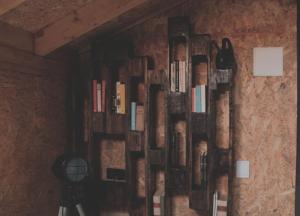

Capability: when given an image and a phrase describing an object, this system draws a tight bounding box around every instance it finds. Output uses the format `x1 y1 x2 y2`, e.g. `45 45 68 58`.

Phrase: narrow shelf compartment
168 113 187 168
149 83 166 149
191 134 208 190
108 60 127 115
128 156 146 204
128 76 145 132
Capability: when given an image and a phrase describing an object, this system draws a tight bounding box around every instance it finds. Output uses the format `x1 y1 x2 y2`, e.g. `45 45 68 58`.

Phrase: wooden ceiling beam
0 0 26 16
0 21 33 52
35 0 148 56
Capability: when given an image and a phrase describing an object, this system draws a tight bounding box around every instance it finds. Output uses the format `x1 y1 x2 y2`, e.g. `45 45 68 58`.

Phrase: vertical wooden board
216 91 230 149
137 158 146 197
155 90 166 148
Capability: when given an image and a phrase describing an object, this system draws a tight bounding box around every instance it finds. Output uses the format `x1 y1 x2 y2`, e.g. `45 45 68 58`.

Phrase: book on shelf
97 82 101 112
130 103 144 131
93 80 97 112
101 80 106 112
217 199 227 216
116 81 120 113
92 80 106 113
153 189 165 216
192 85 206 113
136 105 144 131
212 191 218 216
175 61 179 92
115 81 126 114
213 191 228 216
131 102 136 130
170 60 186 93
119 83 126 114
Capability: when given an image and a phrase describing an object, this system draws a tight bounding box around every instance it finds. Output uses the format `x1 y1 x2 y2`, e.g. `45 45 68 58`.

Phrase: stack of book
92 80 106 112
112 81 126 114
153 189 165 216
191 85 206 113
130 102 144 131
170 60 186 93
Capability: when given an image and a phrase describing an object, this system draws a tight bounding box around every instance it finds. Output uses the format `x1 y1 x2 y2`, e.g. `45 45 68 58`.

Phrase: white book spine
97 83 101 112
182 61 186 92
201 85 206 113
171 62 175 92
116 81 120 113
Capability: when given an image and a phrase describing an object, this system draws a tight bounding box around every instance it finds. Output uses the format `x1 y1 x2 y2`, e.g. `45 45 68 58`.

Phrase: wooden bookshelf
145 71 169 216
78 17 235 216
188 34 216 212
166 17 190 197
127 56 150 215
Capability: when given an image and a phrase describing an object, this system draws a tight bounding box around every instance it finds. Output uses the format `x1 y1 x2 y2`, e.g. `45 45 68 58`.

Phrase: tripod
58 182 87 216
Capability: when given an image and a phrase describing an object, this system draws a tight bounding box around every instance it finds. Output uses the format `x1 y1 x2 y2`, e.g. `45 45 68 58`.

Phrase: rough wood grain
35 0 147 56
0 45 69 216
0 21 33 52
0 0 25 16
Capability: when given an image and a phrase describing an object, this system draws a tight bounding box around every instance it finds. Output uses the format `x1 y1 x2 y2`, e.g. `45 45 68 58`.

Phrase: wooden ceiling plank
35 0 147 56
0 21 33 52
0 0 26 16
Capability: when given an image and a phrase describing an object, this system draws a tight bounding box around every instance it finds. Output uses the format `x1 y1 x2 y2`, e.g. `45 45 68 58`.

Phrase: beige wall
127 0 297 215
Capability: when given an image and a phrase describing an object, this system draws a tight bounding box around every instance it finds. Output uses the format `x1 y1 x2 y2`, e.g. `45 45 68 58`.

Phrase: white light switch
236 160 250 178
253 47 283 76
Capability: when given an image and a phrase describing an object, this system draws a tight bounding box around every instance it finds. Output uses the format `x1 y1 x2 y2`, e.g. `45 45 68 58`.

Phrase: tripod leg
58 206 69 216
75 203 86 216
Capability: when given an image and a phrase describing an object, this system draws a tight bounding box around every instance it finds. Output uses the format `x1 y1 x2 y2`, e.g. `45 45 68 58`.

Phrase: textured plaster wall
127 0 297 215
0 46 69 215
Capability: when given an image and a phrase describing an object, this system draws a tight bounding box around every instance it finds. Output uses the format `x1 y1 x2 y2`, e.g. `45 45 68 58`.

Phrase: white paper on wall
236 160 250 178
253 47 283 76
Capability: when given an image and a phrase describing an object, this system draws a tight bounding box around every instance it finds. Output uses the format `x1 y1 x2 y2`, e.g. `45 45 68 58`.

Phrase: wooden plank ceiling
0 0 26 16
0 0 187 56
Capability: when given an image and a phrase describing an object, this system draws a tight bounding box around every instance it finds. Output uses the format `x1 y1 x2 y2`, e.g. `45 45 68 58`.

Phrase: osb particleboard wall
0 45 69 216
124 0 296 215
